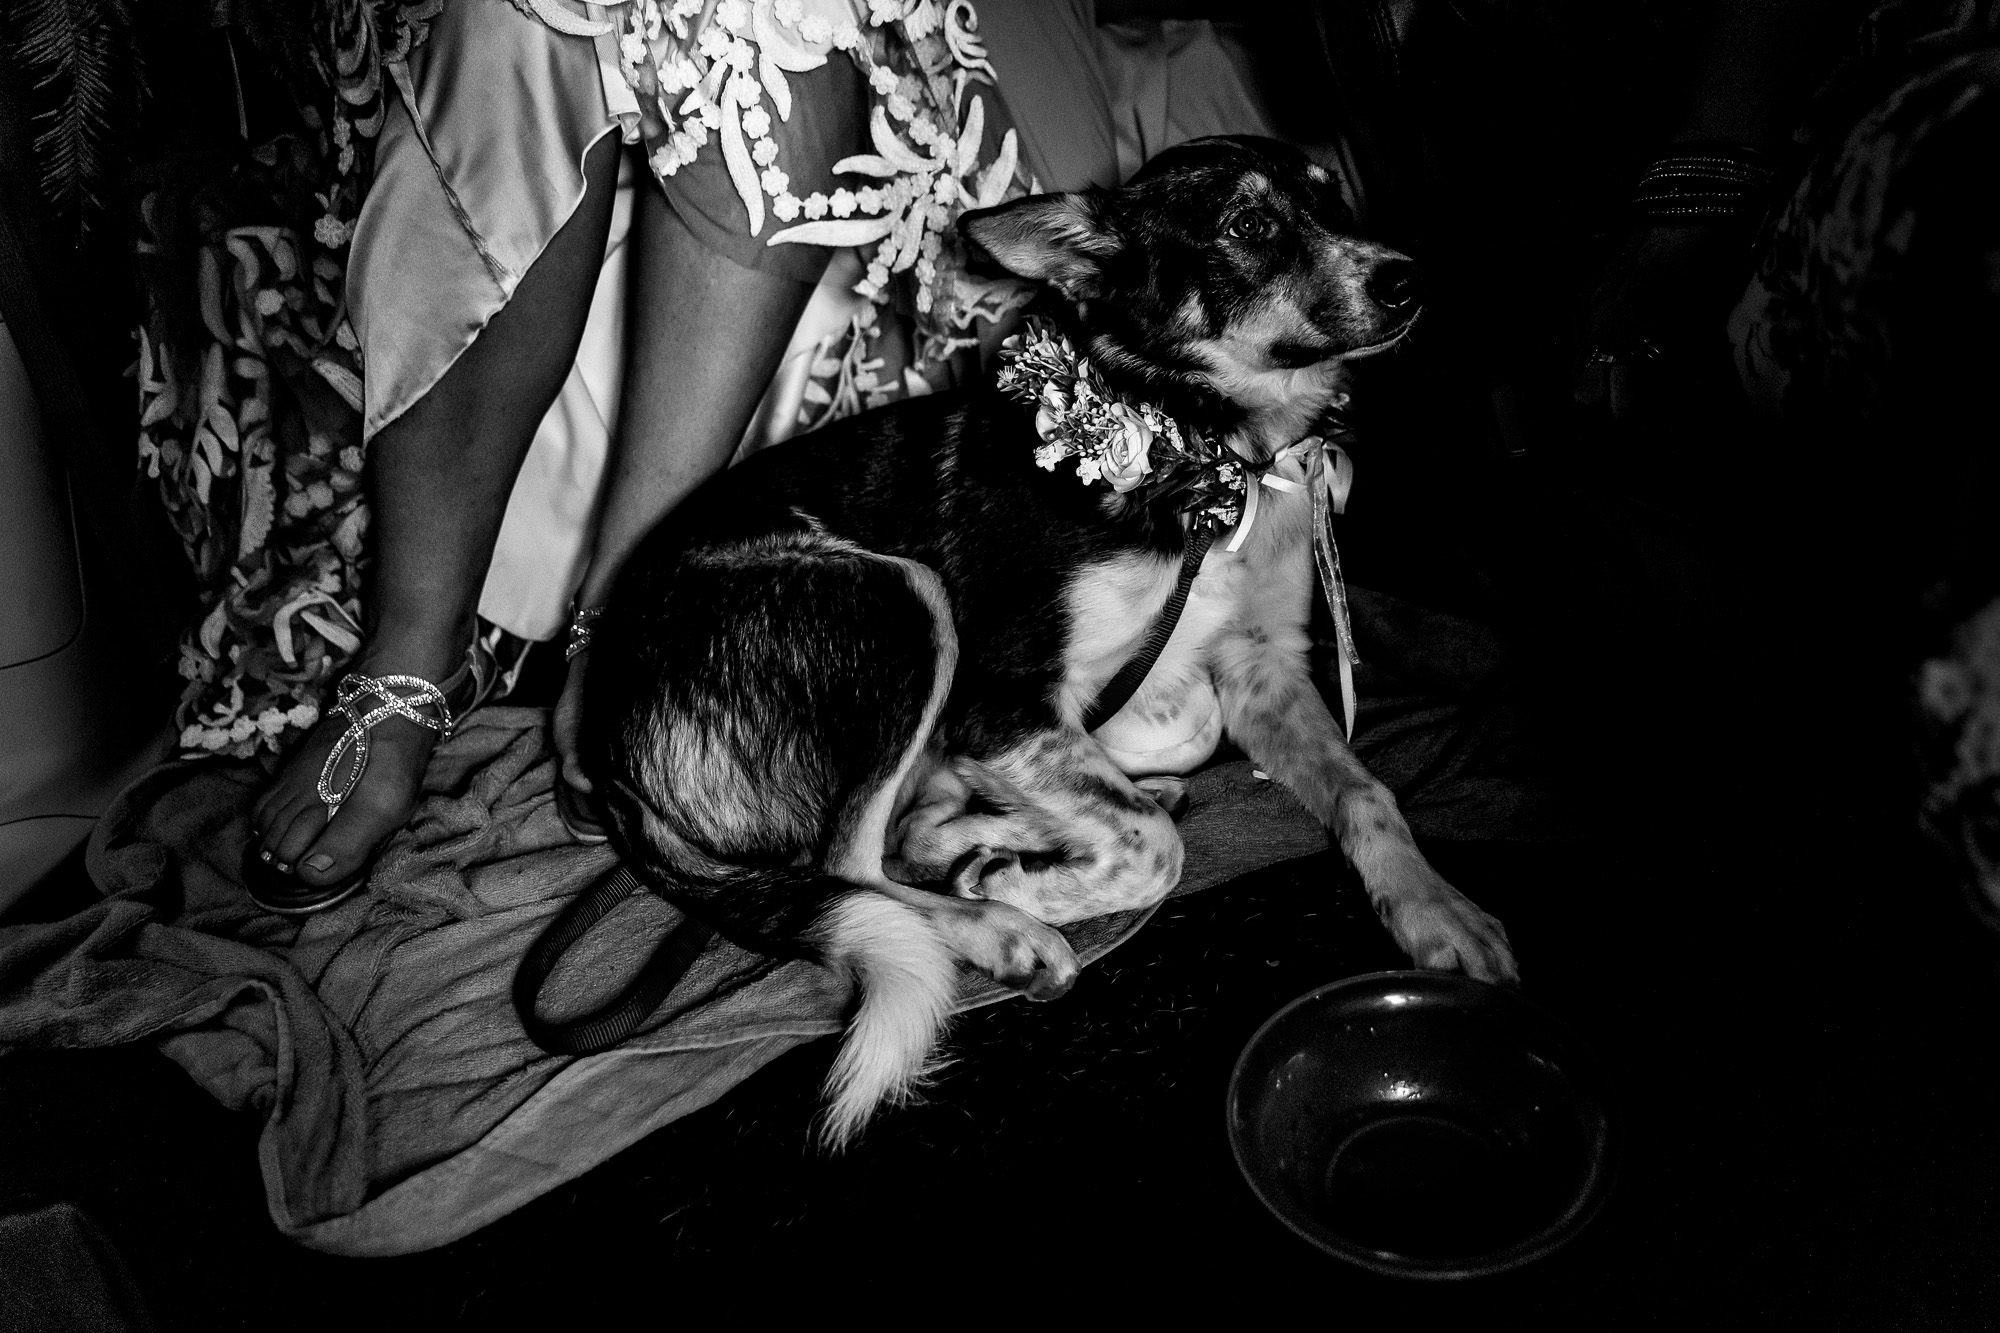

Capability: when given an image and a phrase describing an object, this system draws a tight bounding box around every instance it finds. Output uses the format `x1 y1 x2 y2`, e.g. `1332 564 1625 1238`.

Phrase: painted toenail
304 853 335 873
274 861 292 874
259 849 273 863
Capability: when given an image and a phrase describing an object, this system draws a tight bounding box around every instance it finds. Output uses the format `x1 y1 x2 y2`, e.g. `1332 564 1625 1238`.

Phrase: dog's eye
1225 210 1271 242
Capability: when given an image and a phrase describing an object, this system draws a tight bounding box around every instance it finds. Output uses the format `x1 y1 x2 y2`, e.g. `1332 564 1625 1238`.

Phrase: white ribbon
1222 436 1361 740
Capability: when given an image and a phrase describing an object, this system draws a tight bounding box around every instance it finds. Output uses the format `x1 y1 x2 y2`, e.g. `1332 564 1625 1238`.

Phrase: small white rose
1099 404 1156 492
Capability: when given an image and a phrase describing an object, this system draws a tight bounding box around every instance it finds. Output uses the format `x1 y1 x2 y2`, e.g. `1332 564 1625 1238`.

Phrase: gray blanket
0 608 1566 1256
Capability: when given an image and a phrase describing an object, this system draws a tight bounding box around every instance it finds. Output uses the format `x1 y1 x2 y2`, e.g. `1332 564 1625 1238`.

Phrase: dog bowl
1227 971 1616 1279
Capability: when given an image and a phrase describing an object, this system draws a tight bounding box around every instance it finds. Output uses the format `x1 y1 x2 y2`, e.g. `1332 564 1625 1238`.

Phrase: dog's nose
1366 260 1422 311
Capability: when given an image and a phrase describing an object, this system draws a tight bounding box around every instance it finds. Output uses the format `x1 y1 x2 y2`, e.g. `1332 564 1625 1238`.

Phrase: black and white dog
582 136 1516 1147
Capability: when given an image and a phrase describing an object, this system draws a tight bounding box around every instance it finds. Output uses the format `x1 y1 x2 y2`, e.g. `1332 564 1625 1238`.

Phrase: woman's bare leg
252 132 623 889
553 185 829 807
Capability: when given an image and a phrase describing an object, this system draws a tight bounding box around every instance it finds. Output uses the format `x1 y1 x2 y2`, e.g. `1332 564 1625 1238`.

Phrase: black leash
513 864 716 1056
1082 525 1215 733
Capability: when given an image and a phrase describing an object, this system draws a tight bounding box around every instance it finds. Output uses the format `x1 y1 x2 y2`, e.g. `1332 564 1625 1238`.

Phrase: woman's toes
265 802 328 874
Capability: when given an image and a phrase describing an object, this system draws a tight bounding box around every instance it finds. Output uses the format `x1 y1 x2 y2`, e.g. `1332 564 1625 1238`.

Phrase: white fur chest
1058 456 1318 776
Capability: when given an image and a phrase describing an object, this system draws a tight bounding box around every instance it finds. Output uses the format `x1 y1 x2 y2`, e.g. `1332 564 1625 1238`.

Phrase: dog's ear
958 192 1120 302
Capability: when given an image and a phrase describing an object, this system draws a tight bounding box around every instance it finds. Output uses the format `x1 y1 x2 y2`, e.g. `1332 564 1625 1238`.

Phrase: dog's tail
611 820 960 1151
808 888 959 1151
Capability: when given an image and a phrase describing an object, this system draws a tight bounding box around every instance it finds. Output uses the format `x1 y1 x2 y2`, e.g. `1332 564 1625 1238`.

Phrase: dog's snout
1366 259 1422 311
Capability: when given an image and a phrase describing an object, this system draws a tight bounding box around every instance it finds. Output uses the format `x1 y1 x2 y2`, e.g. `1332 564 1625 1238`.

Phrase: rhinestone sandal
246 657 482 915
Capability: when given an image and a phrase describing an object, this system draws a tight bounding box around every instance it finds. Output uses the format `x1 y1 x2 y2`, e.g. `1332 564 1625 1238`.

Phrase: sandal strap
316 672 455 811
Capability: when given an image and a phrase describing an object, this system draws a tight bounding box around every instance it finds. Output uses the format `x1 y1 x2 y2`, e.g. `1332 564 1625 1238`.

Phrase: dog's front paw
938 898 1081 1001
1376 870 1518 985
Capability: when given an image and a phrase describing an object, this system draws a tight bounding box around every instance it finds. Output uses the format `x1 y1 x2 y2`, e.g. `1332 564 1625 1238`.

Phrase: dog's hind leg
1212 626 1518 983
894 728 1185 927
809 558 1080 1147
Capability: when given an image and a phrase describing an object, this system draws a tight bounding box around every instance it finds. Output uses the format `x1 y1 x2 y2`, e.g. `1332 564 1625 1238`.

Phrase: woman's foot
247 641 481 912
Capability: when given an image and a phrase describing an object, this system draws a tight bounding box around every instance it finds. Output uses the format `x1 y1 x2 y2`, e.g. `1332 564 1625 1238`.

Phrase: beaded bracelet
1631 141 1777 222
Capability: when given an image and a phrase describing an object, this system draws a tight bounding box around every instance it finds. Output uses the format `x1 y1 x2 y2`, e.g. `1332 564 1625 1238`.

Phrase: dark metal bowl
1227 971 1617 1279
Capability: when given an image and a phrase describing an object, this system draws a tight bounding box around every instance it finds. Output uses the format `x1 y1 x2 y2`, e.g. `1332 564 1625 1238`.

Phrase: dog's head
961 136 1418 456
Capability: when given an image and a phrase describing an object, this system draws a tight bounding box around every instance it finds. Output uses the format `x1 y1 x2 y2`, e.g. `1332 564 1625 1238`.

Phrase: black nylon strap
513 865 717 1056
1083 525 1215 733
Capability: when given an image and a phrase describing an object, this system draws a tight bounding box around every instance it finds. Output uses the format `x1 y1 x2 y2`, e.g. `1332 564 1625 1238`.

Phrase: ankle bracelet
566 606 604 662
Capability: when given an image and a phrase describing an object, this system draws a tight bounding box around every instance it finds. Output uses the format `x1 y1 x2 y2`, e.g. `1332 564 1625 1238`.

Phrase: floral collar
994 316 1364 737
995 317 1254 533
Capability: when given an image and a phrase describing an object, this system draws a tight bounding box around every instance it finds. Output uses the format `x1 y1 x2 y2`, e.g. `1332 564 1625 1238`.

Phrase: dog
581 135 1517 1148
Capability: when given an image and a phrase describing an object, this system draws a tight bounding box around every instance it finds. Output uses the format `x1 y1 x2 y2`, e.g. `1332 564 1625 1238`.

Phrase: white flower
313 215 353 248
727 38 755 71
931 172 956 203
288 702 320 729
869 0 904 23
856 185 884 212
829 188 856 217
256 709 289 736
620 31 648 65
339 446 364 473
802 192 829 218
760 167 790 197
715 0 749 31
868 63 900 95
832 22 861 49
650 144 684 177
697 102 722 129
752 136 780 166
799 15 832 42
179 724 206 750
864 259 890 289
1098 403 1156 492
659 55 699 93
697 25 731 58
741 104 771 138
229 716 258 742
772 192 802 221
1922 659 1978 722
774 0 803 22
886 92 913 122
1034 441 1069 470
